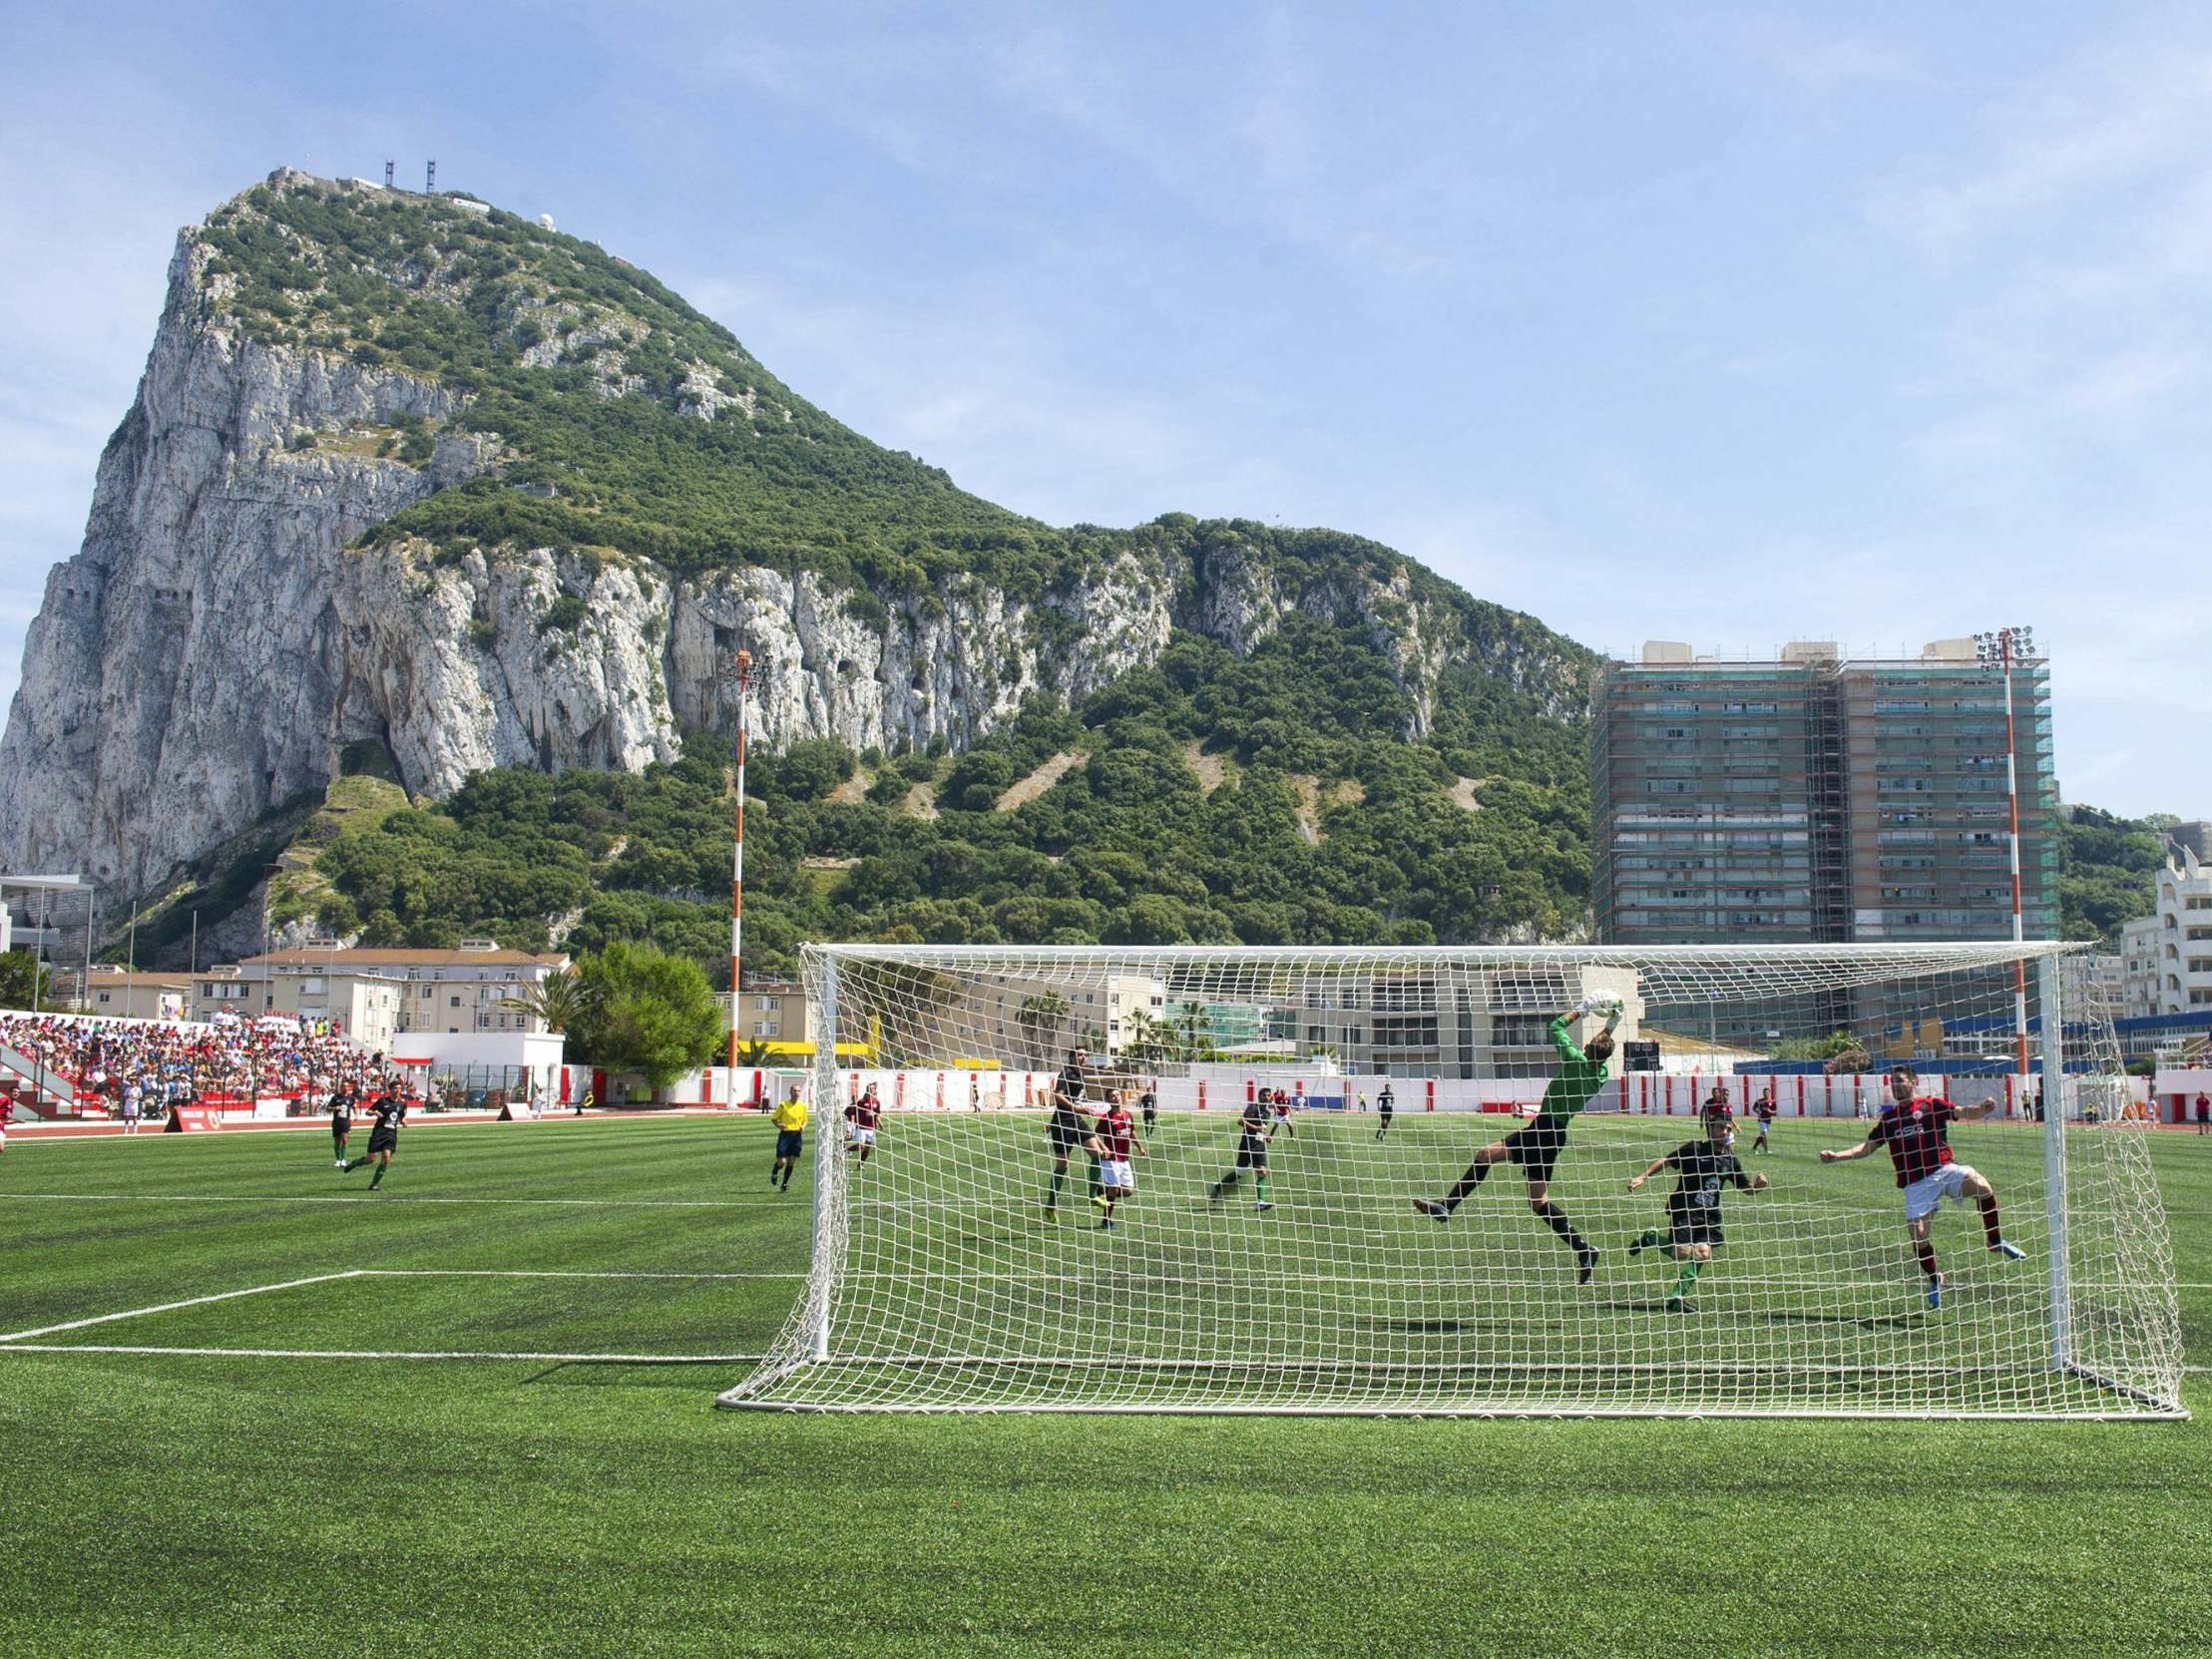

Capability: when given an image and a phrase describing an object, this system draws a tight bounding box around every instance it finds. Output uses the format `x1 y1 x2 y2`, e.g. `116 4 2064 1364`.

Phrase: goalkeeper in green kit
1412 994 1622 1284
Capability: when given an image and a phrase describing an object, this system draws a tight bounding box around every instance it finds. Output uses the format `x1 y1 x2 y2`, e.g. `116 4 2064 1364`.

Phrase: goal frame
719 942 2186 1420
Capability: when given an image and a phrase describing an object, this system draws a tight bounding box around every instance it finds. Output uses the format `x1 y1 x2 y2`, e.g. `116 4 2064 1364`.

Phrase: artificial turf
1 1112 2206 1657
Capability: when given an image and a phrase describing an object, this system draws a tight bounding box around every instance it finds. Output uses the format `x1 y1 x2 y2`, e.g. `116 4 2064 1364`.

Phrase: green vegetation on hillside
298 618 1589 974
2059 805 2173 944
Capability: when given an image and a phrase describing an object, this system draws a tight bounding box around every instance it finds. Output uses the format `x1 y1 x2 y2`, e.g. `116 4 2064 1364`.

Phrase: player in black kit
1043 1049 1102 1223
1625 1108 1768 1312
1206 1096 1277 1212
1375 1083 1395 1141
329 1088 354 1168
342 1090 407 1191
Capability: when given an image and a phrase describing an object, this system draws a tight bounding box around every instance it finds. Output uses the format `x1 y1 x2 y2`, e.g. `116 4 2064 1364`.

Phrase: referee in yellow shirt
770 1084 809 1192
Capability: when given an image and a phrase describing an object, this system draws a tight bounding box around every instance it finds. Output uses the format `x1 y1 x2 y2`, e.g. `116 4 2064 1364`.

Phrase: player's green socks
1255 1176 1268 1202
1670 1259 1703 1300
369 1164 385 1190
1088 1160 1103 1200
1048 1169 1065 1206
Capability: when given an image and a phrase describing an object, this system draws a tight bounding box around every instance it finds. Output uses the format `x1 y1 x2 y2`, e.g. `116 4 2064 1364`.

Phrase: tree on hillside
1769 1030 1868 1062
568 942 723 1089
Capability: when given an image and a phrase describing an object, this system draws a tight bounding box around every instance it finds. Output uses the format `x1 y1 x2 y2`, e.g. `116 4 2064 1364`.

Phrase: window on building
450 996 462 1009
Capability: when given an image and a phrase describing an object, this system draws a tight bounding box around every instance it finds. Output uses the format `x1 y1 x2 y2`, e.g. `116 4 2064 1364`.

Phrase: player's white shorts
848 1126 876 1147
1102 1158 1134 1190
1903 1163 1973 1222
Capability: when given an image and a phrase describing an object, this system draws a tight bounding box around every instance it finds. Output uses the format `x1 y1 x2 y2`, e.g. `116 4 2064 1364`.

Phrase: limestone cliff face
0 227 496 894
0 174 1589 904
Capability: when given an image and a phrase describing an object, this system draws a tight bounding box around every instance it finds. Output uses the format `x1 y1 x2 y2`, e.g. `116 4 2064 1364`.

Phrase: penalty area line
0 1270 368 1344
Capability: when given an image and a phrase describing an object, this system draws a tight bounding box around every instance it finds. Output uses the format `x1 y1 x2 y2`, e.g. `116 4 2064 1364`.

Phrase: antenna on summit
383 160 394 189
425 159 437 194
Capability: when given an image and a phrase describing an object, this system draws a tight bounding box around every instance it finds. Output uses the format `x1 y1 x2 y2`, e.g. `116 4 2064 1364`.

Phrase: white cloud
1870 42 2212 263
1744 21 1924 97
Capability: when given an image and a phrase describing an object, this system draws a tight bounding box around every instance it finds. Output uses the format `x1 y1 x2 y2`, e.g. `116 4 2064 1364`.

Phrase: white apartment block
2150 846 2212 1014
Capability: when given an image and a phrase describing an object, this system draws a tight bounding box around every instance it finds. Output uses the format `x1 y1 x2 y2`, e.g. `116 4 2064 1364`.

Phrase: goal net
720 944 2184 1418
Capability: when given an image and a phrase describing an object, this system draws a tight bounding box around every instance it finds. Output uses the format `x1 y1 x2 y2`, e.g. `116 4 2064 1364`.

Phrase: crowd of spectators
0 1011 398 1117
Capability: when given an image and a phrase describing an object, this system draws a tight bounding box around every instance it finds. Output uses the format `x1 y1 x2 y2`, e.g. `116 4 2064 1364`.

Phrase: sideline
0 1343 765 1363
0 1106 755 1143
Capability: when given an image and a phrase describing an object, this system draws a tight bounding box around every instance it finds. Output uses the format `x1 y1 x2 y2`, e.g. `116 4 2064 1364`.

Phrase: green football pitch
1 1113 2206 1657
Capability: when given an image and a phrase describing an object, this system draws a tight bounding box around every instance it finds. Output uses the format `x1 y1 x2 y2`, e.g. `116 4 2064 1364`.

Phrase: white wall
787 1063 2146 1120
387 1030 566 1098
2151 1068 2212 1125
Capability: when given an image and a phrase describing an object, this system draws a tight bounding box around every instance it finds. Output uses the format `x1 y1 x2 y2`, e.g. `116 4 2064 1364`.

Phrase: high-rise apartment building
1593 638 2058 950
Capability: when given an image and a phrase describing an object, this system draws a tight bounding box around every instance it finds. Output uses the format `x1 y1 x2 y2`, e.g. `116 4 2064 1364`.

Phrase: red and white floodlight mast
728 648 752 1079
1976 625 2035 1092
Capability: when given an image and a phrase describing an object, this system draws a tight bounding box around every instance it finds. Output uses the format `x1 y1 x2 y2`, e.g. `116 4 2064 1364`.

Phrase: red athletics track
0 1107 751 1143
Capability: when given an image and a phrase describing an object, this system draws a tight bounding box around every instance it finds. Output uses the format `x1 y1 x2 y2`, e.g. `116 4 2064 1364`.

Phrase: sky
1 1 2205 818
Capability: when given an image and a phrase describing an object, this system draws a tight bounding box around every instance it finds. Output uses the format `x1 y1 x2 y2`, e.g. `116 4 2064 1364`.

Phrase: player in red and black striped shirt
1820 1064 2024 1308
1091 1092 1146 1230
844 1082 884 1163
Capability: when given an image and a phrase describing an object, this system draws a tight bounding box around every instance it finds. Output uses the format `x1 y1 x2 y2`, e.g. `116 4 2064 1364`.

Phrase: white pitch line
0 1344 766 1364
362 1283 804 1291
360 1268 798 1281
0 1192 757 1209
0 1269 366 1344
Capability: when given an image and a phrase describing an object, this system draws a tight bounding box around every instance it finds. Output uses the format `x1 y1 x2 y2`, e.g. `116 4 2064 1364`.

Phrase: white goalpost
719 943 2184 1418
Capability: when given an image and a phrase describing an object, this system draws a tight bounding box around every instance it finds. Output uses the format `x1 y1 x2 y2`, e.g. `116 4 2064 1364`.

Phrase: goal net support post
720 943 2184 1419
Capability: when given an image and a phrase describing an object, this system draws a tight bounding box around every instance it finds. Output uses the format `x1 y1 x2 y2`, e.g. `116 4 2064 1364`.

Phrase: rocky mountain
0 168 1594 935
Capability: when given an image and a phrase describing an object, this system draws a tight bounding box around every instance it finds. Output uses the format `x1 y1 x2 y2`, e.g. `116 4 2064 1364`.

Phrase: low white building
385 1030 568 1103
83 966 193 1021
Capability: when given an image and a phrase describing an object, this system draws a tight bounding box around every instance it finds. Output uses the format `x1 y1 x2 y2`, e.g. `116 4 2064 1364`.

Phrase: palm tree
1015 991 1072 1066
1120 1007 1165 1065
500 970 594 1036
736 1037 776 1067
1170 1002 1213 1063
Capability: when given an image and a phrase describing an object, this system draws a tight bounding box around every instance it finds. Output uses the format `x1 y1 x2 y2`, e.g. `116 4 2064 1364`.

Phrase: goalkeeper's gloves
1573 994 1625 1022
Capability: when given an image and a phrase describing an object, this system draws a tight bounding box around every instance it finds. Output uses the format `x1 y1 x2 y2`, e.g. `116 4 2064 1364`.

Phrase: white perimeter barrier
821 1066 2135 1119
